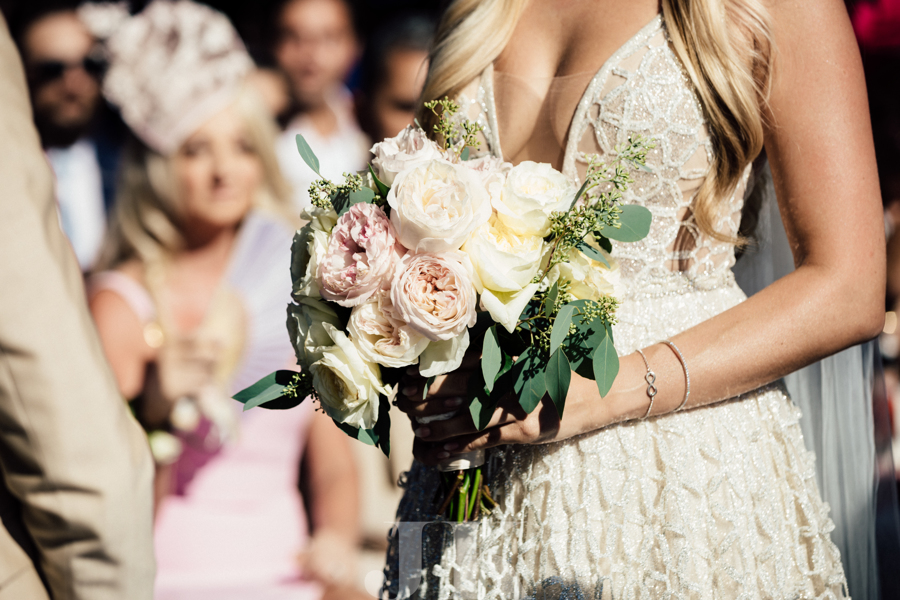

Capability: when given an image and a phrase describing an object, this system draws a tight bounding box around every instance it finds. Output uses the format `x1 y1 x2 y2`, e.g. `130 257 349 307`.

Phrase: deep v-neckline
485 14 663 175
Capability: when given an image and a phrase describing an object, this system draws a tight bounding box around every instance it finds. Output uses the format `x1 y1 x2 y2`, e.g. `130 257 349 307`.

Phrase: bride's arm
401 0 886 463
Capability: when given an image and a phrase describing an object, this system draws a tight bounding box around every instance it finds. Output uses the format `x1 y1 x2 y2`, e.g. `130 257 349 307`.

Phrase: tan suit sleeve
0 15 155 600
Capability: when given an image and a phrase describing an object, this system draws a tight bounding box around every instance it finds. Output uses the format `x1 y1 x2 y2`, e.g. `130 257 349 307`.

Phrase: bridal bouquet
234 99 652 521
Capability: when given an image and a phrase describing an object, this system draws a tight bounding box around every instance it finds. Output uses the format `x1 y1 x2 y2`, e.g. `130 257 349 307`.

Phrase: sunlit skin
368 48 429 141
274 0 358 135
22 11 99 145
398 0 886 465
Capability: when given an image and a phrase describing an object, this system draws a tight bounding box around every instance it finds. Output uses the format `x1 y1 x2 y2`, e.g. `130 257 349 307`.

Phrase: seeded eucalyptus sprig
423 98 483 159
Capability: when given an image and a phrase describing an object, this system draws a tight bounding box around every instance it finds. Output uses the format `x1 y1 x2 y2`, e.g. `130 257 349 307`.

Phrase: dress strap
87 270 157 325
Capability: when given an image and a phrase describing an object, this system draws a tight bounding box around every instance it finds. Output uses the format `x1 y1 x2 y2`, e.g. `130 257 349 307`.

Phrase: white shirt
46 138 106 271
276 90 370 213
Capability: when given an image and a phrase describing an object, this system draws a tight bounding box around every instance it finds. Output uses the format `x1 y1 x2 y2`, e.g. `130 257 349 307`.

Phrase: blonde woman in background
389 0 885 598
84 3 367 599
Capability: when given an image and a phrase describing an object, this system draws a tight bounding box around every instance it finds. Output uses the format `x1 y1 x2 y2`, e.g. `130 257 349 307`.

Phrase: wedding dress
384 16 849 599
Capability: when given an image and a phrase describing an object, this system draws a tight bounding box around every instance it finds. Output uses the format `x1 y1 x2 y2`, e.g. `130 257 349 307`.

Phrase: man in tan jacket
0 13 155 600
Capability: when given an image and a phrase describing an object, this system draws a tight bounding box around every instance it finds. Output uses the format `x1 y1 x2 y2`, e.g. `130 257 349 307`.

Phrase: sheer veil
733 161 889 600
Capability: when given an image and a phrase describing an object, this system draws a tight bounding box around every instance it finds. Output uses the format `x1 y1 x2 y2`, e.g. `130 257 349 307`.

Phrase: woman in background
85 2 364 598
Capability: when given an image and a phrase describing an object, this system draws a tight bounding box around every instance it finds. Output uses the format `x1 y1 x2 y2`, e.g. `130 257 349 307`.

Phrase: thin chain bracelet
662 340 690 411
634 348 657 419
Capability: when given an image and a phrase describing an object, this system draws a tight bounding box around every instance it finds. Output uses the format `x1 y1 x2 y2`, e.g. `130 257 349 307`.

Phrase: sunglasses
28 57 106 86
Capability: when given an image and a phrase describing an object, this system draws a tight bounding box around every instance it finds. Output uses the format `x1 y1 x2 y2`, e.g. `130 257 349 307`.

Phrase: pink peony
390 252 477 342
317 203 404 307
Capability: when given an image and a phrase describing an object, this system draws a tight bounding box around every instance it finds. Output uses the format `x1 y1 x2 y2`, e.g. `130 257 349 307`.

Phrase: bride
385 0 884 598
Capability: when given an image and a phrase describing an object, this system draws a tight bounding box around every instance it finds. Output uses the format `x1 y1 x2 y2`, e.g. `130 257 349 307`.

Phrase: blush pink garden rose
390 252 479 377
387 159 492 253
370 125 444 186
316 203 404 307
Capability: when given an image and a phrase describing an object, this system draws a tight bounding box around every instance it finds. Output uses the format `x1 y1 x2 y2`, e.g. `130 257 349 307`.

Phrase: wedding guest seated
85 3 364 598
272 0 370 211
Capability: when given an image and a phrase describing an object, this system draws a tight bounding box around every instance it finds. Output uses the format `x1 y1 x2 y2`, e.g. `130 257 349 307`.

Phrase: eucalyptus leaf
481 326 502 393
597 236 613 253
600 204 652 242
545 282 559 318
550 303 576 355
336 421 379 446
368 164 390 196
563 302 608 380
331 191 348 215
568 177 592 211
461 147 471 161
422 375 436 401
577 241 610 267
546 349 571 418
513 348 546 413
233 371 306 411
340 187 376 215
373 394 392 457
295 134 321 176
468 372 496 431
592 328 619 398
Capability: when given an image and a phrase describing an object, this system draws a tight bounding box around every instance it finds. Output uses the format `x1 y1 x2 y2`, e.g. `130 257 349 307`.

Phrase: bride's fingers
413 425 513 466
412 401 521 441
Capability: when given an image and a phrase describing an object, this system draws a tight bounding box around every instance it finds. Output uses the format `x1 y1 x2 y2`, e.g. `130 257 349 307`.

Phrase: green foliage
233 370 314 411
599 204 652 242
481 326 502 393
592 325 619 398
296 134 321 176
577 240 610 267
513 347 546 413
549 303 576 355
423 98 483 159
368 164 390 196
334 394 391 457
546 349 571 418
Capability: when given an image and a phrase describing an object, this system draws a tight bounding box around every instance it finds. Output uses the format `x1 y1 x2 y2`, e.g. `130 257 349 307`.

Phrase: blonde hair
97 86 294 270
419 0 773 241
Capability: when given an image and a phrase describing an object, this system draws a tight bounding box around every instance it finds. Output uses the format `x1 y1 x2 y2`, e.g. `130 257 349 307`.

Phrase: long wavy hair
419 0 773 242
96 86 294 270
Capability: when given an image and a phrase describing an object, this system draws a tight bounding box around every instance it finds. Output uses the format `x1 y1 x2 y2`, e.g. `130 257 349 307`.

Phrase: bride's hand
398 352 650 466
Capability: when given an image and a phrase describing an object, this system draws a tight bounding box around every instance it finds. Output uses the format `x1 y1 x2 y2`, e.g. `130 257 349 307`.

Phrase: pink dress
90 212 322 599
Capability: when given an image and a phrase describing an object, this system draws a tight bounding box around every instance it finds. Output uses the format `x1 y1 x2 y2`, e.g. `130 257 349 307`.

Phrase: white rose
347 294 430 368
494 161 575 236
463 216 545 293
371 125 444 186
548 242 621 302
387 159 492 253
310 323 390 431
480 285 540 334
286 298 342 369
291 204 338 298
418 334 471 378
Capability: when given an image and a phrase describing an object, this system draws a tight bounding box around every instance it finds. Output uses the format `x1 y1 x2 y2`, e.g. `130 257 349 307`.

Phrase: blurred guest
0 10 154 600
248 66 292 119
85 2 363 598
13 3 118 271
273 0 369 211
356 13 433 143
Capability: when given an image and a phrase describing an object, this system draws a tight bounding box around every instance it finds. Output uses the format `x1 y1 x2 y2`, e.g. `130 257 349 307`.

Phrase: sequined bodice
459 15 751 299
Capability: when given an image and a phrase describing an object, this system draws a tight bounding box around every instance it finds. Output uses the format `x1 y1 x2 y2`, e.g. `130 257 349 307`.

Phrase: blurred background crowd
0 0 897 598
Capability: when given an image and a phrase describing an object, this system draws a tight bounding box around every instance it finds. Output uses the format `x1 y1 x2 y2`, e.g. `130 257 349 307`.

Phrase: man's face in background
22 11 101 148
274 0 359 109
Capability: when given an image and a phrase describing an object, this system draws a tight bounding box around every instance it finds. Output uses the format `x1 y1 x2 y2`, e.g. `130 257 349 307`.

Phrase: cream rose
548 241 621 302
291 205 338 299
371 125 444 186
286 297 342 369
317 203 404 307
494 161 575 236
463 216 544 293
347 294 430 368
310 323 390 431
390 252 477 341
387 159 492 253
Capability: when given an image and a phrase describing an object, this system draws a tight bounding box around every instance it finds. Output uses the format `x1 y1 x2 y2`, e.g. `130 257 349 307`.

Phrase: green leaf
600 204 652 242
597 236 613 253
562 302 607 380
513 348 546 413
549 303 576 355
233 371 306 411
344 187 375 214
422 375 436 400
295 134 321 176
373 394 392 457
577 240 610 267
481 326 502 393
461 147 471 161
467 372 496 431
592 327 619 397
368 164 390 197
335 421 379 447
568 177 592 211
331 191 348 215
546 349 571 418
545 282 559 318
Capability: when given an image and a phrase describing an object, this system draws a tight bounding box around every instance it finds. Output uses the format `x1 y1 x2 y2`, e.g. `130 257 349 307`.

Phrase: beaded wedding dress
384 16 849 600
